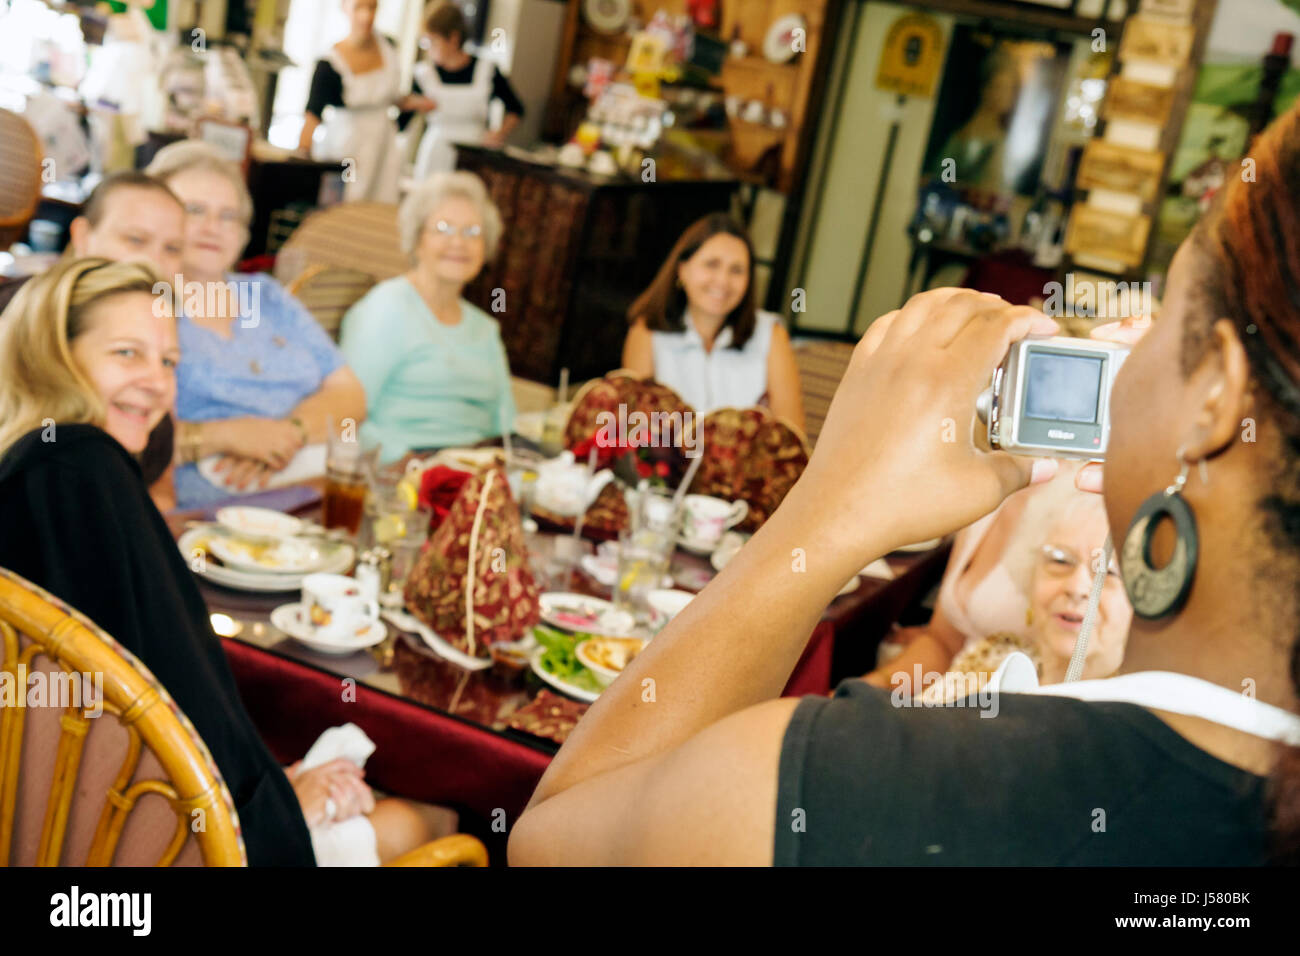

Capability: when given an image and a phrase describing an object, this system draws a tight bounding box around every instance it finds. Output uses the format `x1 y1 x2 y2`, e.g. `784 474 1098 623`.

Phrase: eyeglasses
430 220 483 240
183 203 244 227
1039 544 1120 579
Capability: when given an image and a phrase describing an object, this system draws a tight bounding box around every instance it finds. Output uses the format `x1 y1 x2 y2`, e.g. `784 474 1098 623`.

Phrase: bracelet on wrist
177 422 204 465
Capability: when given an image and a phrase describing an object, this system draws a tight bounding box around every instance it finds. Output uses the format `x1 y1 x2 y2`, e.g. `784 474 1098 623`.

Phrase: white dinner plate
530 646 600 703
179 527 354 592
270 602 386 656
214 506 304 541
206 535 328 574
538 592 636 636
381 608 492 671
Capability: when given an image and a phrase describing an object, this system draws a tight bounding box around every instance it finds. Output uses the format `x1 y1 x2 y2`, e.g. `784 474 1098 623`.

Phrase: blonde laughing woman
0 258 452 865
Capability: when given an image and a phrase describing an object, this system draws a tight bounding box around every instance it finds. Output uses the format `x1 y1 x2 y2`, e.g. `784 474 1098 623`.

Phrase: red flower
654 460 670 478
635 459 653 478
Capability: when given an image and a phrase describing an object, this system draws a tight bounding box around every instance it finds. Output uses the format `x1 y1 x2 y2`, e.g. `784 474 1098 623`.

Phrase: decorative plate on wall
583 0 631 35
763 13 807 63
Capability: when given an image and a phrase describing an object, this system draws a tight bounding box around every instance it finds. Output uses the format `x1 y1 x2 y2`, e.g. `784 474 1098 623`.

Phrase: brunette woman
623 214 805 432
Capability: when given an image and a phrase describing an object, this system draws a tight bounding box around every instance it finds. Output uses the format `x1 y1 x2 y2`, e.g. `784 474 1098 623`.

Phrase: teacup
302 573 379 643
682 495 748 549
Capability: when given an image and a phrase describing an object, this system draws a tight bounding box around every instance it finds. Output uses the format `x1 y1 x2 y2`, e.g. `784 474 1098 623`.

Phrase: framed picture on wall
1076 140 1166 201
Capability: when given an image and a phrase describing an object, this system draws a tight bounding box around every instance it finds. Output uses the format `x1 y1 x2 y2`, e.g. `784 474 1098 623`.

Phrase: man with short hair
0 172 185 500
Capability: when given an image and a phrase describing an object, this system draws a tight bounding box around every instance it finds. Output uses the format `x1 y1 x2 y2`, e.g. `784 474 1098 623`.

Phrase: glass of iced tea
323 429 381 535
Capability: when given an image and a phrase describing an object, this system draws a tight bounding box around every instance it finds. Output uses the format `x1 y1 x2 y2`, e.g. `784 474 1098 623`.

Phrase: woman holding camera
510 105 1300 865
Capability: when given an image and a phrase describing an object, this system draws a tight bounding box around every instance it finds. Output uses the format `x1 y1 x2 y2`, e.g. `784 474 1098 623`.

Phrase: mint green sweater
339 276 516 462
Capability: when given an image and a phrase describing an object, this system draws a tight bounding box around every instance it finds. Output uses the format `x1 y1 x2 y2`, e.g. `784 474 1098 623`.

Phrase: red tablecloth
223 619 833 861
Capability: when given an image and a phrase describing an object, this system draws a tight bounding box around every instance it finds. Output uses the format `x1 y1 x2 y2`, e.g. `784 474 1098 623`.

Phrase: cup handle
724 500 749 528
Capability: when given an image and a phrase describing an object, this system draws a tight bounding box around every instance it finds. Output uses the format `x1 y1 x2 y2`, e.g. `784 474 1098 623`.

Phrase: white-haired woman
146 141 366 507
339 171 515 461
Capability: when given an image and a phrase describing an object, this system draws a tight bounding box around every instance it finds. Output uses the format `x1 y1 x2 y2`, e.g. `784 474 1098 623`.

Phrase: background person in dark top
0 259 439 865
409 1 524 178
298 0 436 202
0 171 184 504
508 104 1300 866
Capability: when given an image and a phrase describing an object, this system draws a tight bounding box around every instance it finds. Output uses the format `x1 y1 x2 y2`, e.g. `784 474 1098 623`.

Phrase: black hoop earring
1119 450 1205 620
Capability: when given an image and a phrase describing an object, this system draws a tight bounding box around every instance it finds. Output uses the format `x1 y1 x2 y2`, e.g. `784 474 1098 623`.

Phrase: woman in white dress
298 0 436 203
411 1 525 179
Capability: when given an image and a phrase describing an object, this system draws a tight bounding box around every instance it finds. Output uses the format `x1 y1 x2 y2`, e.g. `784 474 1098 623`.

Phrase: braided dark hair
1185 103 1300 862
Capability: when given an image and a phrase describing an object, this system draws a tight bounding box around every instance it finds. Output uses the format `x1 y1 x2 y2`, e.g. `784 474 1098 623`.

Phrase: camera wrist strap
1064 533 1113 683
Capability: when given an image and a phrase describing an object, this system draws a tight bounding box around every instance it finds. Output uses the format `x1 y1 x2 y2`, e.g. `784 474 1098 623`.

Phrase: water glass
613 529 672 621
628 483 683 539
387 518 431 607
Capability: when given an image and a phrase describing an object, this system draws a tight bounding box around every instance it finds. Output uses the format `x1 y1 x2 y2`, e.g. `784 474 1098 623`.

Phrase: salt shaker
354 547 391 604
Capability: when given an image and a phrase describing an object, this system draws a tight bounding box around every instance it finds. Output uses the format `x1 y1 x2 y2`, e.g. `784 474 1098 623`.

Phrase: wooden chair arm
382 834 489 867
284 261 329 299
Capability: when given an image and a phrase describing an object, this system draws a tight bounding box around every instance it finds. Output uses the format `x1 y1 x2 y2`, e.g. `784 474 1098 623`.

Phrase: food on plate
581 636 644 672
533 626 604 693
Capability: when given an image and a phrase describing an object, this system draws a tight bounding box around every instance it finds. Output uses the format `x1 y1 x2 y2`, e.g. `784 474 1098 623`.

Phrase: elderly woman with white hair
339 171 515 461
146 141 366 506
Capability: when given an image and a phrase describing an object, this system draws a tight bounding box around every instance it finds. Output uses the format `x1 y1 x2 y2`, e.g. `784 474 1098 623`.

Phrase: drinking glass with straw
541 367 570 457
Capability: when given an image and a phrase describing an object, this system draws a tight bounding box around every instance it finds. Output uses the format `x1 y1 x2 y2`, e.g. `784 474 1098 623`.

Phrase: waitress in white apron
299 0 436 203
411 1 525 179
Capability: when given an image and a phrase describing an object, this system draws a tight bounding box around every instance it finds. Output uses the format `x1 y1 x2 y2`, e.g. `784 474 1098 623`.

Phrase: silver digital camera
975 336 1130 459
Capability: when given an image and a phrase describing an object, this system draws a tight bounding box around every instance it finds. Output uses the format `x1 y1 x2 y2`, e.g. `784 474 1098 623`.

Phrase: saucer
270 602 386 656
677 534 725 556
539 593 637 636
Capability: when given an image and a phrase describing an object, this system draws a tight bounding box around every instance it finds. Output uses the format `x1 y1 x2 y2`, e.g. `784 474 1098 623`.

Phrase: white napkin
298 723 380 867
197 443 327 492
299 722 376 772
311 816 379 868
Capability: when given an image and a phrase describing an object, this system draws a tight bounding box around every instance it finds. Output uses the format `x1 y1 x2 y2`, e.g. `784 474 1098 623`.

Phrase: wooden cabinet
544 0 830 192
457 145 737 384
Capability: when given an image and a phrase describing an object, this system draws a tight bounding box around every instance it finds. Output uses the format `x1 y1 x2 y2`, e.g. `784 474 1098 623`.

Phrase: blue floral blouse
173 273 345 508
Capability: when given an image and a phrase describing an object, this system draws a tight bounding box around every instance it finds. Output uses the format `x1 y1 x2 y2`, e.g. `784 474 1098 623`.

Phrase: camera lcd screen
1023 351 1104 424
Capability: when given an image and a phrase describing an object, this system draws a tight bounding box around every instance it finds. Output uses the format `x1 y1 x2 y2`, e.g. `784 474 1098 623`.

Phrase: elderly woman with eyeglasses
339 171 515 462
917 493 1132 704
146 142 366 507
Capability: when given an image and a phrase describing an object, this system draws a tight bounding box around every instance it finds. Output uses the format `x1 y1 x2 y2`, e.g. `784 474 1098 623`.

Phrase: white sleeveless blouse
649 309 778 413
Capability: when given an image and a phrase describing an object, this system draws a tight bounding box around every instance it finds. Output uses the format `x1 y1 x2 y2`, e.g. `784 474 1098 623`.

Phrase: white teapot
533 451 615 517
